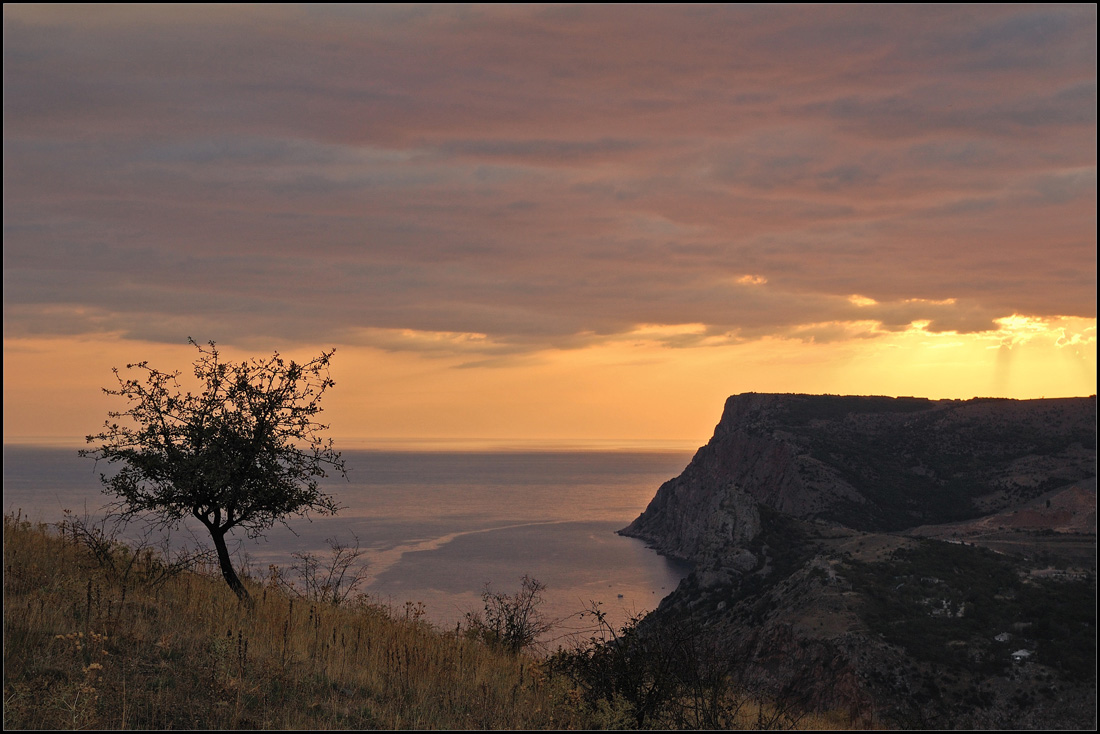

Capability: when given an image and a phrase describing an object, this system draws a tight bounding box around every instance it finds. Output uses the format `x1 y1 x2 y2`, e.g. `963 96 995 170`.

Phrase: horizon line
3 436 705 453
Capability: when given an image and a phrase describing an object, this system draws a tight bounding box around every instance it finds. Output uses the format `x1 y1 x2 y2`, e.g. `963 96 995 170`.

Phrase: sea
3 444 695 643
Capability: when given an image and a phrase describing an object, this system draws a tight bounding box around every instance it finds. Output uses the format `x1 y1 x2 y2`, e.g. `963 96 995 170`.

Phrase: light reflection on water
4 446 694 637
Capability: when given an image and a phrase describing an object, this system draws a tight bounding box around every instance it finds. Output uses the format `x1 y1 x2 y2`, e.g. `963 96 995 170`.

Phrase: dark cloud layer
3 4 1095 353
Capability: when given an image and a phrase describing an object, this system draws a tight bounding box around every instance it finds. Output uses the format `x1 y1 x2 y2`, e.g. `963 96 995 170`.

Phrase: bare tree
272 535 370 606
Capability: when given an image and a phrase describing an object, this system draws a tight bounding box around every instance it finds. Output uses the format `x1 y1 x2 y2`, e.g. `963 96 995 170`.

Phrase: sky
3 4 1096 447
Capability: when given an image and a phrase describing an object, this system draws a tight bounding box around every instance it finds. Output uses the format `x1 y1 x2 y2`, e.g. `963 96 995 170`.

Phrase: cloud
3 4 1095 357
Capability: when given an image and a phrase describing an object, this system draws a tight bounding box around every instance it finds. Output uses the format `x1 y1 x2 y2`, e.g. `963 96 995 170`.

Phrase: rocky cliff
620 393 1097 729
622 393 1096 555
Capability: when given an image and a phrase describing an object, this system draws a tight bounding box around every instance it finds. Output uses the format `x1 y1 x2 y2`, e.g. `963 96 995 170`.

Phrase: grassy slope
3 513 583 730
4 513 851 730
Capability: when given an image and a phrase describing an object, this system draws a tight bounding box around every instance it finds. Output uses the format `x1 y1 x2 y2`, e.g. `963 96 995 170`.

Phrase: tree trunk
209 527 252 605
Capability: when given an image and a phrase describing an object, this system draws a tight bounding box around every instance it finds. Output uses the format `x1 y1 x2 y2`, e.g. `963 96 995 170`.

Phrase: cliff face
621 393 1097 729
622 393 1097 555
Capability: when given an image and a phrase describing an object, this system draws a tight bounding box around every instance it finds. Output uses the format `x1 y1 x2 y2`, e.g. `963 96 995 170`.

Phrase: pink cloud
3 4 1095 351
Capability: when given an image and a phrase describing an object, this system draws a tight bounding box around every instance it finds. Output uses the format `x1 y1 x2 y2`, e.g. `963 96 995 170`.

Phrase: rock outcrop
622 393 1096 553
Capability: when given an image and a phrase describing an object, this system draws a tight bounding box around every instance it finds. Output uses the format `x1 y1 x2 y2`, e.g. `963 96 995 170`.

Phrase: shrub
464 575 552 653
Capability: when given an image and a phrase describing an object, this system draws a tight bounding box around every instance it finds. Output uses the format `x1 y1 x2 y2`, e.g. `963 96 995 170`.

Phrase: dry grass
4 512 858 730
3 512 584 729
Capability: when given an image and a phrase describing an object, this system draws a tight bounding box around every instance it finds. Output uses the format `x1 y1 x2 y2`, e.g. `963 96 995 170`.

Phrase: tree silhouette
80 338 346 603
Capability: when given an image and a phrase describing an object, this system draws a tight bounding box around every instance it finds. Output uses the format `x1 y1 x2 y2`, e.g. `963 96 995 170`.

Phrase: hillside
621 393 1097 729
4 511 855 730
2 512 579 730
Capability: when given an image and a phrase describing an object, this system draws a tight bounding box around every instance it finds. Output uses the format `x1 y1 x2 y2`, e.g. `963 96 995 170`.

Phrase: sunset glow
4 4 1096 448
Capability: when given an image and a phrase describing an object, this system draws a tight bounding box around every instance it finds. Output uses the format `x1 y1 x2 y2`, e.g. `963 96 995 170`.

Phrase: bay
3 445 694 640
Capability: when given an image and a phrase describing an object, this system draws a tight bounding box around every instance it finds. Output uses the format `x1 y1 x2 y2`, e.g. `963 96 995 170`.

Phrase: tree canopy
81 338 346 602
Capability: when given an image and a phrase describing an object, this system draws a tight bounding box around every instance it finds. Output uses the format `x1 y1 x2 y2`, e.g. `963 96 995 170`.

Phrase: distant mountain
621 393 1096 728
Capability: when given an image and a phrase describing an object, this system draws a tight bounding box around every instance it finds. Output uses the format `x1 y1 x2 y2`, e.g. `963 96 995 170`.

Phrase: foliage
269 535 370 607
1016 577 1096 680
79 338 346 602
844 539 1096 679
57 507 214 590
548 604 679 728
779 395 933 425
464 575 553 654
547 603 809 729
757 396 1097 531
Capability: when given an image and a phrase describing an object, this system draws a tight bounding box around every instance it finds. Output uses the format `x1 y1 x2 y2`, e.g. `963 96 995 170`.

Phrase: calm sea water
3 446 694 639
